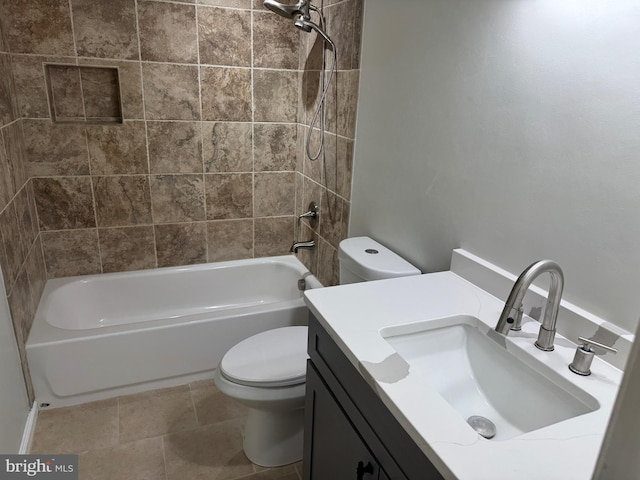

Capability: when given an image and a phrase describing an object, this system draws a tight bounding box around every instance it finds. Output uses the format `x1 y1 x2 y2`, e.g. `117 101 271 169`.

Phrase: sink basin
381 315 599 441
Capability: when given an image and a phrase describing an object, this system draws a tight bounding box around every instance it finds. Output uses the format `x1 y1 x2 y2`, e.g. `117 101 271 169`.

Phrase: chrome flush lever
569 336 617 376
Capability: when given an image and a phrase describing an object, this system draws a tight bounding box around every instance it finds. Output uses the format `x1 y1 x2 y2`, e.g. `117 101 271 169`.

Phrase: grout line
67 0 79 60
134 0 159 269
195 2 209 263
250 6 256 258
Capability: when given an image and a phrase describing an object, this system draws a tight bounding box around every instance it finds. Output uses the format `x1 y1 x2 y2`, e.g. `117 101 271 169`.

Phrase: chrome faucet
494 260 564 351
290 240 315 253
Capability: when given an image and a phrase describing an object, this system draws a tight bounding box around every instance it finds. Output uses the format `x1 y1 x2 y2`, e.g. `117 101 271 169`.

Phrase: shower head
263 0 309 20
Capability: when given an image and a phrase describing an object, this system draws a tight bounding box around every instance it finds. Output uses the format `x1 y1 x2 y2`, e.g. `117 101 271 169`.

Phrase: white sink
381 315 599 441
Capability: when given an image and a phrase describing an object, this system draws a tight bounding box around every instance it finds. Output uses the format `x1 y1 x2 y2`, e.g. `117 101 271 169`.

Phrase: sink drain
467 415 496 439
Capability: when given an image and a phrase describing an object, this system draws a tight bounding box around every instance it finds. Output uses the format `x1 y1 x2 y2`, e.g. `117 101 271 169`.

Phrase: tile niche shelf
45 64 124 125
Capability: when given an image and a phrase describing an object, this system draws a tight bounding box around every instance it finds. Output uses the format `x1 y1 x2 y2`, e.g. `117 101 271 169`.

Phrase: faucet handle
298 201 319 222
569 337 617 376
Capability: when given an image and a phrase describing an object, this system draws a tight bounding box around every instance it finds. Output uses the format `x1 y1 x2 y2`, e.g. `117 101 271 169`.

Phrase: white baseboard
19 402 38 454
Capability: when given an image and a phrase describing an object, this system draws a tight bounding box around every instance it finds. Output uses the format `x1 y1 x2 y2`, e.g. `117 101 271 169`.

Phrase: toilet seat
219 326 308 388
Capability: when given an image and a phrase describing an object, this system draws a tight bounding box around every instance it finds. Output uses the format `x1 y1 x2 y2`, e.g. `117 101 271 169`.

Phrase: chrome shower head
263 0 309 20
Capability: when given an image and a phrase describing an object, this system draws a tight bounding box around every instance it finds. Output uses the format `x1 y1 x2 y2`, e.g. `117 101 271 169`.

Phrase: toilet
213 236 421 467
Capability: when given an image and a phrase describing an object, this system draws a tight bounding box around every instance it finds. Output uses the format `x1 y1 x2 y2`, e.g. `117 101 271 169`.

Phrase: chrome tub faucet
495 260 564 351
290 240 315 253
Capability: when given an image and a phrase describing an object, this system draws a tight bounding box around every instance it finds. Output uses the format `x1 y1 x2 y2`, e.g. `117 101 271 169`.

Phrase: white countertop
304 268 623 479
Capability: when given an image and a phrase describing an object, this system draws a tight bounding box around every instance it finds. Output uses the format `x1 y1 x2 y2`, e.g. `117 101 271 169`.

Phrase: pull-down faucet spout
494 260 564 351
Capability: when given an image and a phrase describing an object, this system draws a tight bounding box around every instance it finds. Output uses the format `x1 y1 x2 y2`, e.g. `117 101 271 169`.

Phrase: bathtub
26 255 321 408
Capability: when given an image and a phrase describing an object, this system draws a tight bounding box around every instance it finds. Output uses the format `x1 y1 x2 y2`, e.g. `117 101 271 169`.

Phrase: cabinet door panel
305 362 384 480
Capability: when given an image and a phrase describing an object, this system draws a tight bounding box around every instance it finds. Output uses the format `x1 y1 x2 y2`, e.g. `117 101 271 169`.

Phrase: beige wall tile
150 174 205 223
71 0 139 60
206 219 253 262
24 120 89 176
319 188 346 248
204 173 252 220
30 399 118 454
254 70 298 122
14 186 38 249
12 55 76 119
198 7 251 67
200 0 250 7
87 122 148 175
254 216 294 257
316 235 338 286
253 12 300 70
202 122 252 173
138 2 198 63
93 175 152 227
2 122 28 194
254 172 295 217
295 222 318 274
148 121 203 174
0 0 74 55
201 66 252 122
0 54 17 125
0 196 23 287
41 229 101 278
155 222 207 267
99 226 156 273
254 123 297 171
24 236 47 315
143 63 201 120
0 134 13 210
8 268 34 345
33 177 96 231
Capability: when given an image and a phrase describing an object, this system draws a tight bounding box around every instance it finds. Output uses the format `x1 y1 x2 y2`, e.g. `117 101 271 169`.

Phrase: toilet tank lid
339 236 421 281
219 326 308 387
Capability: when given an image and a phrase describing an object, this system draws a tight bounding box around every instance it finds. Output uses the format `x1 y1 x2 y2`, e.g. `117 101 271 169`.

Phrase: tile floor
30 380 302 480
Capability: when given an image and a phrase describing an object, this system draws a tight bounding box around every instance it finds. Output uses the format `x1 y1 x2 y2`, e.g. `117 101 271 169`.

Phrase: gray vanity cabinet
303 314 443 480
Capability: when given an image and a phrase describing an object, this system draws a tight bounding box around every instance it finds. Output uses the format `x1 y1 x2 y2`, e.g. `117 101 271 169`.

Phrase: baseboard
19 402 38 454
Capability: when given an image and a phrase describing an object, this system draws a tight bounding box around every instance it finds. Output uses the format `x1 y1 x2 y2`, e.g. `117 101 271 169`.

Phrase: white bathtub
26 255 321 407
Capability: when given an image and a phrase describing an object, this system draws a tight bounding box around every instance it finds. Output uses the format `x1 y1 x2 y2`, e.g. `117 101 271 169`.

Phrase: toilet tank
338 236 421 284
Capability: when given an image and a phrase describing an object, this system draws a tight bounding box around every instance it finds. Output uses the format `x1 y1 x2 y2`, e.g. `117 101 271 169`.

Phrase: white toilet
213 236 421 467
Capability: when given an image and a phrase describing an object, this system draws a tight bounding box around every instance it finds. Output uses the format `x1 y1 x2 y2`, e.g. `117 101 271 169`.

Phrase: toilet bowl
213 236 420 467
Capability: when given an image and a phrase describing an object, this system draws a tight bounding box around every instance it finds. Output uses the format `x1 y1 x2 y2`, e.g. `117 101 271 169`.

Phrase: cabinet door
304 362 384 480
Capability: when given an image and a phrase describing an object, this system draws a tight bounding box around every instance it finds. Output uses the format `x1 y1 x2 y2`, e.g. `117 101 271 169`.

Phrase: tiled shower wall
295 0 362 286
0 0 362 399
0 21 44 403
1 0 362 281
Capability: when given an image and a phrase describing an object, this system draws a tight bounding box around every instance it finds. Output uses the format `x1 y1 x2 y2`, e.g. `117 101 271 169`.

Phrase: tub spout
290 240 315 253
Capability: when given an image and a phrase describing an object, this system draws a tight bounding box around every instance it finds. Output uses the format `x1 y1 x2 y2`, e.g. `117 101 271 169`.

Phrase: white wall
350 0 640 333
0 269 30 452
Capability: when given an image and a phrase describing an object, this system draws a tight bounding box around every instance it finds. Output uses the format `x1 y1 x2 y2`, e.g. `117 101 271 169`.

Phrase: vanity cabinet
303 314 443 480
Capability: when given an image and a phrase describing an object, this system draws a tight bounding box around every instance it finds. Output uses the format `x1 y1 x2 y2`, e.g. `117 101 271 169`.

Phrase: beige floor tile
30 399 119 454
245 463 300 480
78 437 165 480
118 385 198 443
164 418 254 480
190 379 248 426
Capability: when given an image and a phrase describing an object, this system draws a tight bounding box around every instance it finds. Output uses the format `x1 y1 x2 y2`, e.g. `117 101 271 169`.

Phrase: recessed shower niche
45 64 123 124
